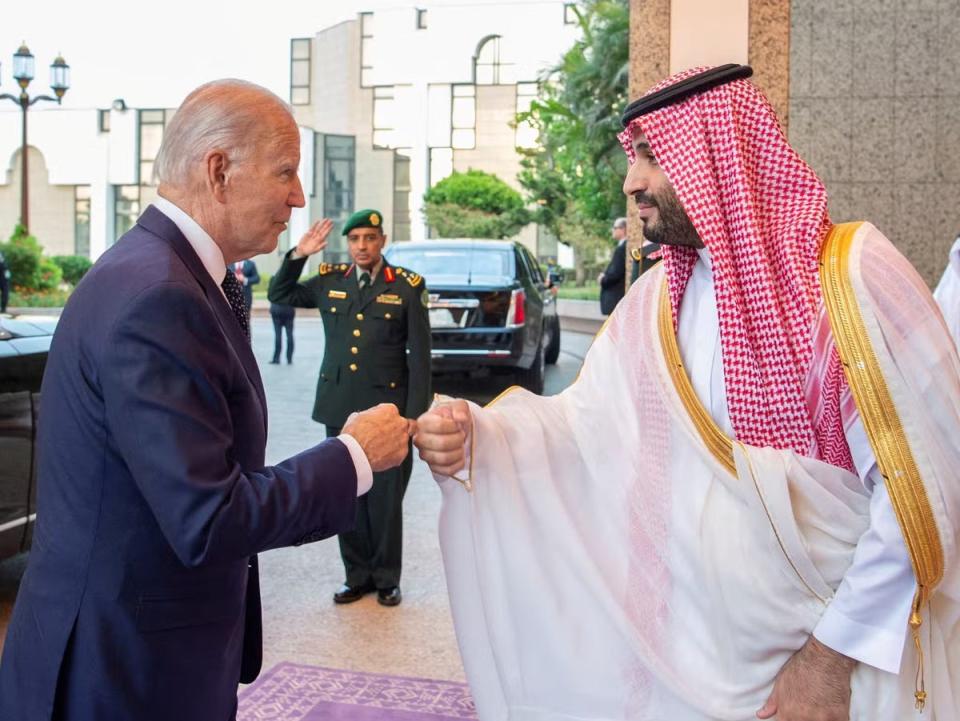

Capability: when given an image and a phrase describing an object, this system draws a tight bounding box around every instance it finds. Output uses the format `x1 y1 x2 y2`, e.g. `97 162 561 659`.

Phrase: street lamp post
0 44 70 233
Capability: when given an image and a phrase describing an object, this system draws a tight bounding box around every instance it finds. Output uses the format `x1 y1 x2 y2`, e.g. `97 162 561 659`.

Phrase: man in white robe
415 65 960 721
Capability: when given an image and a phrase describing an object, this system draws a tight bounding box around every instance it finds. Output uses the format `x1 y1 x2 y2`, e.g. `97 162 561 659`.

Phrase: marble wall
789 0 960 285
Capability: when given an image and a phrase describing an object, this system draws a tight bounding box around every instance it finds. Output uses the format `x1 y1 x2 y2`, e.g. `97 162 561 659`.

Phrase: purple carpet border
237 662 478 720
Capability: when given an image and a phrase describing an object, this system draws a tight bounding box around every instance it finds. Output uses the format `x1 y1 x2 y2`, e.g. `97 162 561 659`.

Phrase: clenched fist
414 399 471 476
343 403 416 472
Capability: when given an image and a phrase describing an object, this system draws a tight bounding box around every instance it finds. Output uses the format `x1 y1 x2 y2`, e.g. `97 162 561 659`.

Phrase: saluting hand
414 400 471 477
343 403 417 472
295 218 334 257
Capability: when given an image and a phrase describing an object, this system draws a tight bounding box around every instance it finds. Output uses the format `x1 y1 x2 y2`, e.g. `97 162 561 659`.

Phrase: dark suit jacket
0 205 358 721
269 253 431 427
600 239 627 315
229 259 260 310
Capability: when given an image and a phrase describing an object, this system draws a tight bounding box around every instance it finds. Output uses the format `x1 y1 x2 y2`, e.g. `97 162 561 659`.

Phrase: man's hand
414 400 471 476
757 635 855 721
295 218 334 257
342 403 416 472
597 272 605 284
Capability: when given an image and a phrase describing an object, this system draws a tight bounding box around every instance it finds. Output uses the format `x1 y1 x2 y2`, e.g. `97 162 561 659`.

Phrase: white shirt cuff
338 433 373 496
813 604 908 674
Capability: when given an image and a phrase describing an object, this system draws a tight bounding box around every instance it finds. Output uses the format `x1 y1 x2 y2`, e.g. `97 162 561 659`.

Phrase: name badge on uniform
376 293 403 305
328 290 347 299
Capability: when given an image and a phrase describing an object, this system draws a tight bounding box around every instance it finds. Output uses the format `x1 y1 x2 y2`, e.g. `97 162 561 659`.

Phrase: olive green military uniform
269 247 431 590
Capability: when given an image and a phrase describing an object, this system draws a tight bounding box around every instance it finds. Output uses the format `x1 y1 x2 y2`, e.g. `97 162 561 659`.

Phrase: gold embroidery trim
658 281 737 476
820 221 942 711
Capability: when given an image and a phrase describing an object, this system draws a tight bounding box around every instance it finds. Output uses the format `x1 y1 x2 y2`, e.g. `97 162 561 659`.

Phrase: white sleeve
812 417 915 674
338 433 374 496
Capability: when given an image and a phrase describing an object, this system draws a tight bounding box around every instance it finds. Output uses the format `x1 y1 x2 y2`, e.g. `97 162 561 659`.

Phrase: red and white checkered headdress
619 67 847 462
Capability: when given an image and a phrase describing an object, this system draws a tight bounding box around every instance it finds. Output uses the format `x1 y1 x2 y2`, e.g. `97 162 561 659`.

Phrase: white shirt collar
153 196 227 290
695 246 713 274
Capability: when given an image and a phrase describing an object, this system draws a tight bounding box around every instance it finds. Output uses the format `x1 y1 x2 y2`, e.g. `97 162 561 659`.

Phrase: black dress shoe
377 587 402 607
269 358 280 364
333 583 373 604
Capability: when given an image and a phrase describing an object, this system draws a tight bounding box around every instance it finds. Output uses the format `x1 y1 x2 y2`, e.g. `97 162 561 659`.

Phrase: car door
0 336 34 559
513 246 544 361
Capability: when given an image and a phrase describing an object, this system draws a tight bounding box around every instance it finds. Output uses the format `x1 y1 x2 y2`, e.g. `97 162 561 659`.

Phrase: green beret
342 208 385 236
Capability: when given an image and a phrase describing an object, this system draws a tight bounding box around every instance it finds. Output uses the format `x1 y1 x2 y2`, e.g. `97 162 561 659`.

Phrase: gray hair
613 217 627 230
155 79 293 187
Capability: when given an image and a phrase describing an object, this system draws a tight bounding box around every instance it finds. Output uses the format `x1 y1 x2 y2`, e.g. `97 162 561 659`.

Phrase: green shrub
51 255 93 286
35 258 63 291
423 170 530 239
1 225 42 290
9 288 70 307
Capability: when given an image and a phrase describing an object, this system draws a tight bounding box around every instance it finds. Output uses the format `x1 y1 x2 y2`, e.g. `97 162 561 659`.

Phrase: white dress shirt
152 198 373 496
677 247 914 674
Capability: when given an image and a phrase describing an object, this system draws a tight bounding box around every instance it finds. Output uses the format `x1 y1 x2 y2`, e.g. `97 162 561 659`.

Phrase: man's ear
205 150 230 203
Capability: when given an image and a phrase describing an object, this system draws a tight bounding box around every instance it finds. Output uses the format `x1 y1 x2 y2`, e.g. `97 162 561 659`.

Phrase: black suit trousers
326 425 412 589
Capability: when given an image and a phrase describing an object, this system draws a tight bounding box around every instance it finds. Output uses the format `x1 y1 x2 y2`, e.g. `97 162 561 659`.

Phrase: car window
387 247 513 280
524 248 544 284
513 248 530 282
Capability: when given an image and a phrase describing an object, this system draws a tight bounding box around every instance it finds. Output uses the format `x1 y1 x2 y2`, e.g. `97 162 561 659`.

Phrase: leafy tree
516 0 629 283
423 169 530 239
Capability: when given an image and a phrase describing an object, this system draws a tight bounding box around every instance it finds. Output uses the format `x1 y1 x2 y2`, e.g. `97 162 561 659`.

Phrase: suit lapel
136 206 268 426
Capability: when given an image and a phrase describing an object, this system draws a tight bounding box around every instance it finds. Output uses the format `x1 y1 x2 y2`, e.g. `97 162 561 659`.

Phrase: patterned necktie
221 270 251 341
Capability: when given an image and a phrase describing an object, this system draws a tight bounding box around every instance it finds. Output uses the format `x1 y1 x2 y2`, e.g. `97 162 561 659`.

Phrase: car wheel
544 316 561 365
516 341 545 394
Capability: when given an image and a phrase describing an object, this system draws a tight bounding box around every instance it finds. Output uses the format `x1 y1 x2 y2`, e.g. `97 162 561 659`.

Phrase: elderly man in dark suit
0 79 414 721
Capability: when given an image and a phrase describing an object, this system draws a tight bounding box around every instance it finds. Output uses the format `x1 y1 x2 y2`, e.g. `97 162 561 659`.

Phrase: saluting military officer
269 209 431 607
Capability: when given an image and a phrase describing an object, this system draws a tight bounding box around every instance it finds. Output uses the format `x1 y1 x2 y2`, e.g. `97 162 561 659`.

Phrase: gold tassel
911 588 927 712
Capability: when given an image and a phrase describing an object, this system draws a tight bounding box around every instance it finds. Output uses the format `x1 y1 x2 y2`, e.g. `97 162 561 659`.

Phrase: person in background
598 217 628 315
270 209 431 607
0 249 8 314
269 300 296 364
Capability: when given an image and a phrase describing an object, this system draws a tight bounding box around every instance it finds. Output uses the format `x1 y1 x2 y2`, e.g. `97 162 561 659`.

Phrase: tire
544 316 561 365
516 341 545 394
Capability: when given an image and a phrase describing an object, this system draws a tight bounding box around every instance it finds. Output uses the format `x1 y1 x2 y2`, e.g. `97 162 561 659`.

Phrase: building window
564 3 577 25
416 8 427 29
429 147 453 187
75 186 91 257
451 85 476 149
324 134 355 234
373 86 396 148
114 185 140 243
474 35 514 85
515 82 539 150
98 109 110 133
393 149 412 242
139 109 166 186
290 38 312 106
360 12 375 87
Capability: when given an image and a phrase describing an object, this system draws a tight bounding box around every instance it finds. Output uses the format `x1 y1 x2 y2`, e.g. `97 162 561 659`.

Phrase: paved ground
0 317 593 682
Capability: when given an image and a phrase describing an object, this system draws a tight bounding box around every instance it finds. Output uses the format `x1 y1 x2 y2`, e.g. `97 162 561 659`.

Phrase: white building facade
0 3 579 274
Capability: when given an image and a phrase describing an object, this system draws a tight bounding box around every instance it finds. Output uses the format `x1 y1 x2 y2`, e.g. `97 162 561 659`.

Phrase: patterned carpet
238 663 478 720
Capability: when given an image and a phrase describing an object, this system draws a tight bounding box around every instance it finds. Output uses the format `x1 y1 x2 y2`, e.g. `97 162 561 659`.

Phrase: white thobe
678 248 915 674
934 236 960 347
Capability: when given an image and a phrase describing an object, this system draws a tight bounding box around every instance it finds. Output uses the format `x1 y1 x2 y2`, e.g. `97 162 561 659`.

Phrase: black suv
385 240 560 394
0 314 55 561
